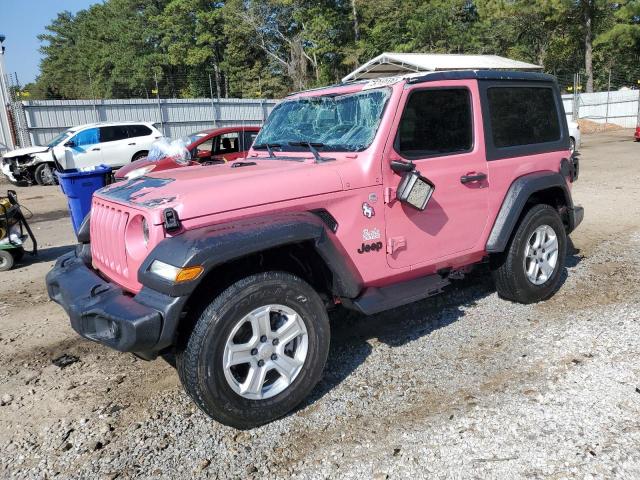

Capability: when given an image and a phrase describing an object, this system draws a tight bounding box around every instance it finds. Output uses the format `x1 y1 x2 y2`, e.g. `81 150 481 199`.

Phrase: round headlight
142 218 149 246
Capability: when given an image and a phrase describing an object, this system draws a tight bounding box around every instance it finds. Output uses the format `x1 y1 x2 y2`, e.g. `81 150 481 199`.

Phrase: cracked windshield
254 88 390 152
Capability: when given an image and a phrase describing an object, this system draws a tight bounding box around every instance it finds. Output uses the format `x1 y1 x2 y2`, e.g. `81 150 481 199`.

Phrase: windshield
181 132 209 146
254 88 391 152
47 130 74 147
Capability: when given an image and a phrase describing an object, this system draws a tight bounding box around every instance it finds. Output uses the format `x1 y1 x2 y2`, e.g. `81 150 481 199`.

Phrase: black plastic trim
486 171 573 253
45 251 187 355
407 70 557 85
138 211 363 298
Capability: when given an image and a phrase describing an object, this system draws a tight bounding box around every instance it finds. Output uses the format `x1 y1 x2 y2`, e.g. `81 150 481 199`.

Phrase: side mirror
396 170 435 211
64 140 75 148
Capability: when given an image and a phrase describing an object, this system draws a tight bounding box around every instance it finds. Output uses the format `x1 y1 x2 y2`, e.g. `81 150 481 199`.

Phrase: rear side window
396 89 473 158
72 128 99 147
100 126 129 143
127 124 152 138
487 87 560 148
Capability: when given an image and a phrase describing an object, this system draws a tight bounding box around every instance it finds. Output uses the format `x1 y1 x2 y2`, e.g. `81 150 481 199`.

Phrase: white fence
14 97 278 147
562 90 640 128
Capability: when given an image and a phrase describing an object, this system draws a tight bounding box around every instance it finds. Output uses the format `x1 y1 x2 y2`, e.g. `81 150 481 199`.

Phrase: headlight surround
124 164 156 180
125 215 151 260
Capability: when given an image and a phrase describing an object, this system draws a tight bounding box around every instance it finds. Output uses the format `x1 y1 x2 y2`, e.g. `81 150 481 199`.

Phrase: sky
1 0 99 85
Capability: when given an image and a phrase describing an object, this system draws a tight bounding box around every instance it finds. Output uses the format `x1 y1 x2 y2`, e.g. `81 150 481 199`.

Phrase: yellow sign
151 88 158 94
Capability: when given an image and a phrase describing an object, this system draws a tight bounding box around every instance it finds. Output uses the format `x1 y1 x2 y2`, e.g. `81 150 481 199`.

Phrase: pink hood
96 158 344 225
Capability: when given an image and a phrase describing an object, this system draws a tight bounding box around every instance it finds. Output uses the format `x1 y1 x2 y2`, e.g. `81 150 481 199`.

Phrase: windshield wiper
253 143 281 158
288 141 333 163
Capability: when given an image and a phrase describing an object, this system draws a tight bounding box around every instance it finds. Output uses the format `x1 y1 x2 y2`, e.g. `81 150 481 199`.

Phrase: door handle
460 172 487 184
91 148 101 151
128 143 136 146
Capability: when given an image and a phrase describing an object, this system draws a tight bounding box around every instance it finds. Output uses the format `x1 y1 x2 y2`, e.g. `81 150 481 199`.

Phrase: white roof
342 53 542 82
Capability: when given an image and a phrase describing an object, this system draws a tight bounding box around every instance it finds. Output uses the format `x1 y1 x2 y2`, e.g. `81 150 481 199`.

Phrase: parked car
1 122 162 185
568 120 581 154
115 126 260 180
47 70 583 429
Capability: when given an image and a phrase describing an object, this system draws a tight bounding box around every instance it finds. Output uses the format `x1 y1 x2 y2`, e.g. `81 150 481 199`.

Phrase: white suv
1 122 163 186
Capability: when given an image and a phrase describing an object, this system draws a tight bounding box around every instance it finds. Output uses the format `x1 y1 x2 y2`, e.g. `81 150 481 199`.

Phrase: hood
2 145 49 159
97 158 344 224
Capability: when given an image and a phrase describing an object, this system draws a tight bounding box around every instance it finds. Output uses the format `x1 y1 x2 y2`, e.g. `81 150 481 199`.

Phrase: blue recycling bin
56 165 112 235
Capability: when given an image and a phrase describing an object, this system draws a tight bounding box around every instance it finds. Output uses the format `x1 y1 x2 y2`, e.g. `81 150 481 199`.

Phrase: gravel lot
1 129 639 479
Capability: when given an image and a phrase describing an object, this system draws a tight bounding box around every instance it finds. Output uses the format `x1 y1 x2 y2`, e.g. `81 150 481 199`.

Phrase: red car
115 126 260 180
635 125 640 142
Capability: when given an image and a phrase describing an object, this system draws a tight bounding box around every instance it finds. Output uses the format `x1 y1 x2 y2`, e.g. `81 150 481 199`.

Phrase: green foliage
32 0 640 99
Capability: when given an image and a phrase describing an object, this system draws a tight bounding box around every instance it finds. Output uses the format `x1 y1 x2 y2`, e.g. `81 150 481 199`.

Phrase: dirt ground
1 130 639 479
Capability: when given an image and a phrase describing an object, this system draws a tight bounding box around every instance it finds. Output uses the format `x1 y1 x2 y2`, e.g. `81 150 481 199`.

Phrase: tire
569 137 576 155
491 204 567 304
131 151 148 162
34 163 57 186
0 250 14 272
176 271 330 429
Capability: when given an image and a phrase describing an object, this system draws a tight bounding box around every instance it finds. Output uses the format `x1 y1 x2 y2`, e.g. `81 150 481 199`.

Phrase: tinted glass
72 128 100 147
127 124 152 138
487 87 560 148
100 126 129 143
397 89 472 158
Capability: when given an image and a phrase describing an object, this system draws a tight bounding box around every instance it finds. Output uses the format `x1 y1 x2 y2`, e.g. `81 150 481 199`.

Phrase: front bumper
1 162 17 182
46 251 186 357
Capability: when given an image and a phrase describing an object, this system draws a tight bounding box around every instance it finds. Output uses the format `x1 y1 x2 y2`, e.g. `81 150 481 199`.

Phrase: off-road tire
0 250 14 272
176 271 330 429
131 151 148 162
491 204 567 304
34 163 57 186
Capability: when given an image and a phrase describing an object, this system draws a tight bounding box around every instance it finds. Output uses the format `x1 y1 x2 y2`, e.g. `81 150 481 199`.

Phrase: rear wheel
176 271 330 429
491 204 567 303
0 250 14 272
34 163 57 186
569 137 576 155
131 151 148 162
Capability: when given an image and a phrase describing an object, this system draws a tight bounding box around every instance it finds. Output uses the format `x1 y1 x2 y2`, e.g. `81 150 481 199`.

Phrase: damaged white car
1 122 162 186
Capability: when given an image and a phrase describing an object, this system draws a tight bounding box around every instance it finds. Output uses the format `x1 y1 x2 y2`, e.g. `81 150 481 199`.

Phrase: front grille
91 199 130 279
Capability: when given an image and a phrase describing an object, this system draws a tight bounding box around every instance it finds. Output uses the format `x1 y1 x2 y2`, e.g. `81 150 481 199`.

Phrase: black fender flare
486 171 573 253
138 211 363 298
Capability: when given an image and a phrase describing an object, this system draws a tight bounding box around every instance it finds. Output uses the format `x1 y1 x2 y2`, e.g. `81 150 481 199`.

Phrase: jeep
46 70 583 429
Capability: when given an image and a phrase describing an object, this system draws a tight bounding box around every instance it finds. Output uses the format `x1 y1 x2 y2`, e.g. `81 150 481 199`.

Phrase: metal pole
605 68 611 124
636 89 640 128
572 73 578 121
208 73 217 127
0 40 15 151
154 74 164 136
88 72 99 122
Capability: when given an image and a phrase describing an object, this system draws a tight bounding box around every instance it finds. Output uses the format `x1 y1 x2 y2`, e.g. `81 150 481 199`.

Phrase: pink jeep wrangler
47 71 582 429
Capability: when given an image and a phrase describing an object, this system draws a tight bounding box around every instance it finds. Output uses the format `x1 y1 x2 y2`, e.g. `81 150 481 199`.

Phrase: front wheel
176 271 330 429
0 250 15 272
34 163 57 186
491 204 567 304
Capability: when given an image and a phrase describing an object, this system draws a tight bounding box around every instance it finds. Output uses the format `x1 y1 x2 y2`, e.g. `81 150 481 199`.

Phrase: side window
100 126 129 143
396 89 473 158
127 125 152 138
487 87 560 148
215 133 240 155
243 131 258 150
194 138 214 159
71 128 100 147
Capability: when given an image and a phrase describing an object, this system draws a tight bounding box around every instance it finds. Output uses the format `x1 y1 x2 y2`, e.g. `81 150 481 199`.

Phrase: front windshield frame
254 87 392 153
47 129 74 148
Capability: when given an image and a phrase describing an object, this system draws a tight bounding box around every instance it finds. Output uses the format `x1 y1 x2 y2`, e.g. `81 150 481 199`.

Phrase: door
99 125 132 167
383 83 489 269
63 128 103 169
212 132 242 161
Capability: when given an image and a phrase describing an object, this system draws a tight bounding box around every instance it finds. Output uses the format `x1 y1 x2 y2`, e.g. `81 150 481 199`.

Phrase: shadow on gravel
301 267 497 412
16 244 74 267
301 243 584 412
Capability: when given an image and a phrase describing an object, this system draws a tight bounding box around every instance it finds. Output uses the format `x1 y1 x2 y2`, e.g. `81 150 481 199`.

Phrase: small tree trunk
351 0 360 41
583 2 594 93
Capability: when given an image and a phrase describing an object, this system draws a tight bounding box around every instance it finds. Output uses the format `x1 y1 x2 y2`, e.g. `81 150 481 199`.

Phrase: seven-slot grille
91 199 130 281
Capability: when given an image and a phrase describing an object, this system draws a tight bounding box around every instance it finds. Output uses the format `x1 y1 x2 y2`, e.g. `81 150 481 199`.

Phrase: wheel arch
486 171 573 253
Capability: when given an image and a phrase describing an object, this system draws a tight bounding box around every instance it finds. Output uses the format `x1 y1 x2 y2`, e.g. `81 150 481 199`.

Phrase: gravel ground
1 129 639 479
